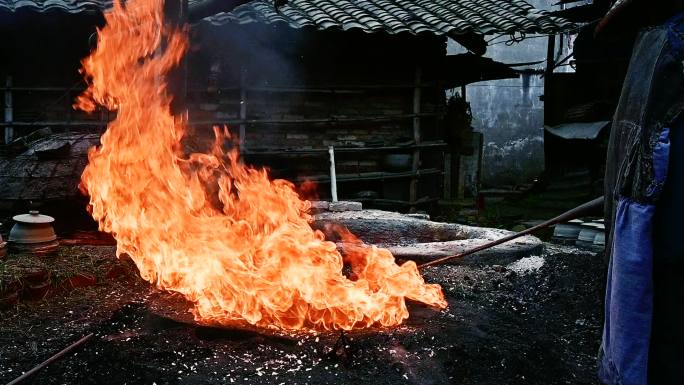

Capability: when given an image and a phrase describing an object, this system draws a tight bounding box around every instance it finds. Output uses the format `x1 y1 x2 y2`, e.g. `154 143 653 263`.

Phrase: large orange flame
77 0 446 330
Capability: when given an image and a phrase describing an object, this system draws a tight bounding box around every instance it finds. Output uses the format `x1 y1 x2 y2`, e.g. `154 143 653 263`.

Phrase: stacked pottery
592 222 606 248
8 211 59 255
553 219 584 244
577 222 603 248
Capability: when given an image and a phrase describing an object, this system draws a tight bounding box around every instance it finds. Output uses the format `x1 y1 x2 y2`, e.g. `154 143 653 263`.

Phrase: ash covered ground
0 244 604 385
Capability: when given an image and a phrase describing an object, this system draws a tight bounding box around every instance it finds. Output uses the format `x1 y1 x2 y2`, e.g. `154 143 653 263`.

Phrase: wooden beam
448 31 487 56
294 168 442 183
443 153 452 200
544 34 556 126
243 141 449 156
0 113 444 127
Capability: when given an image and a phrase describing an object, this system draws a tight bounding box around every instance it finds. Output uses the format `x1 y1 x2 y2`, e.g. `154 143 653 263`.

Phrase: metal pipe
328 146 338 202
418 196 604 269
6 333 94 385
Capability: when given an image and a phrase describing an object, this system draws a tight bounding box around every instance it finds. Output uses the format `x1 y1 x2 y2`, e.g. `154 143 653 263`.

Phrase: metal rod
328 146 338 202
6 333 94 385
417 196 604 269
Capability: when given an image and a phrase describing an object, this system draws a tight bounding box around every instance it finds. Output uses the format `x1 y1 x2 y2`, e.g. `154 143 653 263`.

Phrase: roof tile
0 0 575 35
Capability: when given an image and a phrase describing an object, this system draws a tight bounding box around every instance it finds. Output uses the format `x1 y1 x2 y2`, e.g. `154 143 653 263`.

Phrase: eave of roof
203 0 576 36
0 0 109 13
1 0 577 36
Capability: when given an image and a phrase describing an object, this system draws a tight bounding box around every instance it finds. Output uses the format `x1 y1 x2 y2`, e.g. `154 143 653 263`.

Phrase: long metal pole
6 333 94 385
418 196 604 269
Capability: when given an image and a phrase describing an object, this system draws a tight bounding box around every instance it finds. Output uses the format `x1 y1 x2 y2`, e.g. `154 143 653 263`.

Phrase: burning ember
75 0 446 330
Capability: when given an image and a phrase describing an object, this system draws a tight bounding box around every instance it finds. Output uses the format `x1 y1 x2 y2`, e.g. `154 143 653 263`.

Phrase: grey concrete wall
447 0 579 187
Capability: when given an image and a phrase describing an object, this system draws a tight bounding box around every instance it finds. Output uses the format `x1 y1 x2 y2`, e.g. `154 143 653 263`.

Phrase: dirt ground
0 244 605 385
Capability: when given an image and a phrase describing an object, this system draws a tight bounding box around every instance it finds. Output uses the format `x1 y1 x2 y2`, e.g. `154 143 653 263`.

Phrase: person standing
599 0 684 384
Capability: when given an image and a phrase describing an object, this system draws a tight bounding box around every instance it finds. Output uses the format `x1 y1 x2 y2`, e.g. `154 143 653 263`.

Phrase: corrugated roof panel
545 121 611 140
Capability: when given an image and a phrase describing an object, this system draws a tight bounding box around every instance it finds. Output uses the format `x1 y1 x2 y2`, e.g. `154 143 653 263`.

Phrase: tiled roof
0 0 109 13
203 0 576 35
1 0 576 35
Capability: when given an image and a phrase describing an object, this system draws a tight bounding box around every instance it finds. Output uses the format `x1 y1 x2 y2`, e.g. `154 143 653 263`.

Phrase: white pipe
328 145 338 202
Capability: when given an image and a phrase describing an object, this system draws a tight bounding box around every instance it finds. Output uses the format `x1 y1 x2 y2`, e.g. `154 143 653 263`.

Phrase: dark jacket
601 12 684 385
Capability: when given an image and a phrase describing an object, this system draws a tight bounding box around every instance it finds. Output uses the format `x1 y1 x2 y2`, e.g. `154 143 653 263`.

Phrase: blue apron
600 11 684 385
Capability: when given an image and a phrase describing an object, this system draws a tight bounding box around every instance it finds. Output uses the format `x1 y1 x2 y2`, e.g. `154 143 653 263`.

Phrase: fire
76 0 446 330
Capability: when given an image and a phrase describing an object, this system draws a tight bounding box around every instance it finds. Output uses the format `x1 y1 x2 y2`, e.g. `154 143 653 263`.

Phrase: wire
485 19 596 48
466 84 544 88
505 32 526 46
488 34 551 46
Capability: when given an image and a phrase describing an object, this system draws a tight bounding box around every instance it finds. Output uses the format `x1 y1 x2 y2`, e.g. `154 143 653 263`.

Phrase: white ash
507 256 545 275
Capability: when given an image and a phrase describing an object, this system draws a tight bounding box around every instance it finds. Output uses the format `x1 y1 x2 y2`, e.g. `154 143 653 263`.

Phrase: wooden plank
243 141 449 156
189 112 442 126
295 168 442 183
185 83 441 94
0 113 443 127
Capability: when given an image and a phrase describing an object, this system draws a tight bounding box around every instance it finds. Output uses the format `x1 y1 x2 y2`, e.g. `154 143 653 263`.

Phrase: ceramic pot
592 223 606 247
553 219 583 241
9 211 57 244
577 223 603 248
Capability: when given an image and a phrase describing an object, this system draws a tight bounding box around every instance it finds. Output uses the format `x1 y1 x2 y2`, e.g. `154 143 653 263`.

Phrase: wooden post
443 152 452 200
410 66 422 204
165 0 188 117
4 76 13 144
544 34 556 125
239 65 247 150
544 35 556 169
457 155 466 200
